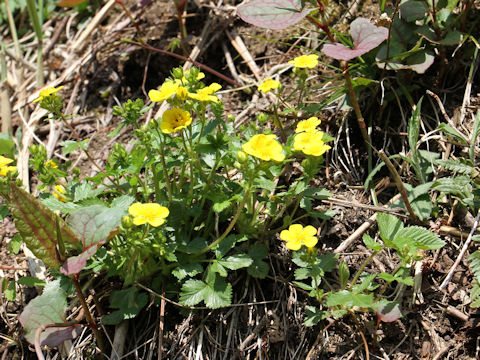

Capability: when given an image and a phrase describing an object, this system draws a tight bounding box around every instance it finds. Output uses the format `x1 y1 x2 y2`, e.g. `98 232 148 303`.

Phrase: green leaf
316 253 338 273
325 290 374 309
203 273 232 308
292 281 313 291
219 254 253 270
469 251 480 280
294 267 311 280
363 234 382 252
179 279 208 306
5 280 16 301
59 139 89 155
210 261 228 277
172 263 203 280
18 280 84 346
399 0 428 22
352 273 377 293
339 261 350 289
470 110 480 163
436 159 476 175
0 134 15 158
102 287 148 325
6 184 81 268
304 306 327 326
377 213 404 243
17 276 46 287
7 233 22 254
394 226 445 250
408 98 423 181
212 199 231 213
214 234 248 259
437 123 469 144
247 243 269 278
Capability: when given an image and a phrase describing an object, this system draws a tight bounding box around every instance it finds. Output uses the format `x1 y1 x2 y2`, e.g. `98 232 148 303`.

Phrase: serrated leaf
248 260 269 278
322 18 388 61
325 290 374 308
292 281 313 291
469 251 480 280
204 274 232 308
363 234 382 252
179 279 208 306
436 159 475 175
8 233 22 254
377 213 404 243
41 196 80 213
394 226 445 250
111 195 135 210
7 184 81 268
18 280 84 346
212 199 231 213
210 261 228 277
215 234 248 259
294 267 311 280
220 254 253 270
102 287 148 325
59 139 89 155
352 273 377 293
304 306 327 326
237 0 311 30
172 263 203 280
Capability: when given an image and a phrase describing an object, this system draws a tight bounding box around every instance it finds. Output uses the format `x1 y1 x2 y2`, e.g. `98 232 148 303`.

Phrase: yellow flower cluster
148 77 221 104
280 224 318 251
128 203 169 227
293 117 331 157
288 54 319 69
0 156 16 176
33 86 63 103
257 77 280 94
242 134 285 162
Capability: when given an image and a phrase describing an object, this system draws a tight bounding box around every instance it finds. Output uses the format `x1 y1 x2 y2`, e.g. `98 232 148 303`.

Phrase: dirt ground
2 0 480 358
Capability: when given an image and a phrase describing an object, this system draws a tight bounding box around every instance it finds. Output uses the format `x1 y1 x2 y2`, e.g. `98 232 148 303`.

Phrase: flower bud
171 67 184 79
257 112 268 123
237 151 248 163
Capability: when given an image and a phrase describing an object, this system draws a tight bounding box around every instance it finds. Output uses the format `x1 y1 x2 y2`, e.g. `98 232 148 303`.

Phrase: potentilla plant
0 66 335 352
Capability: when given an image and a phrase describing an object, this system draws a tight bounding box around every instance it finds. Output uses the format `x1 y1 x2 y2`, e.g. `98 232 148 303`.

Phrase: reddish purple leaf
375 301 402 323
19 280 85 347
60 244 102 275
322 18 389 61
237 0 311 30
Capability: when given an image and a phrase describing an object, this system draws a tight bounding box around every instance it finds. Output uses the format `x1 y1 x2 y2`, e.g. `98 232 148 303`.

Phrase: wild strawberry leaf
322 17 389 61
237 0 311 30
18 280 84 347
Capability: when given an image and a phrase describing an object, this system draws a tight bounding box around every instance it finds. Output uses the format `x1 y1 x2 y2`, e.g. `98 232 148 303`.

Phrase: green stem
156 132 173 203
198 176 255 255
348 251 378 291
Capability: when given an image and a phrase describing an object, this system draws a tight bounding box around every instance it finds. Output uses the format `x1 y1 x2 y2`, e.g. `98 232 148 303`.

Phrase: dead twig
439 210 480 290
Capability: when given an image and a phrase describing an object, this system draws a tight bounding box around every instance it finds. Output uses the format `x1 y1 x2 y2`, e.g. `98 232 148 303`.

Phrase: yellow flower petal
288 54 319 69
0 166 16 176
296 117 321 133
148 81 179 103
286 240 302 251
128 203 169 227
0 156 14 168
160 108 192 134
242 134 285 162
258 78 280 93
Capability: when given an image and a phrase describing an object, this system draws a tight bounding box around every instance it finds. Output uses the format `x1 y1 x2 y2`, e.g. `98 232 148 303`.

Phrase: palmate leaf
18 280 84 347
179 273 232 309
6 184 81 268
237 0 311 30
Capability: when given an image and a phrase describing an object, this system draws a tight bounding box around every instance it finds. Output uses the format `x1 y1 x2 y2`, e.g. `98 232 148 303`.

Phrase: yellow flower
53 185 67 202
288 54 319 69
0 166 16 176
293 131 331 157
295 117 321 133
188 83 222 103
258 78 280 93
0 156 16 176
128 203 169 227
148 81 179 103
160 108 192 134
242 134 285 162
33 86 63 103
280 224 318 251
176 86 188 100
45 160 58 168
